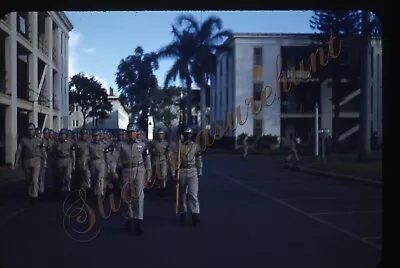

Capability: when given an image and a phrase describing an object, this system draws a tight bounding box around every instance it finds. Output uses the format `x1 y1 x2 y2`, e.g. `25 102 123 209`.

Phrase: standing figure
12 123 47 206
285 133 300 163
150 128 170 196
54 129 76 192
241 135 249 160
111 123 152 235
74 129 91 189
41 128 56 192
88 130 111 197
173 126 202 226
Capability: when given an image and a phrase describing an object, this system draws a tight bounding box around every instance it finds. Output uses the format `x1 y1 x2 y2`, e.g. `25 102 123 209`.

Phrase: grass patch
303 154 382 181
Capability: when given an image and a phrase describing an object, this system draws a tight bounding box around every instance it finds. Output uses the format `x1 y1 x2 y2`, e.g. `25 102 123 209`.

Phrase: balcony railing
52 48 57 64
38 35 48 56
38 93 50 107
1 15 8 24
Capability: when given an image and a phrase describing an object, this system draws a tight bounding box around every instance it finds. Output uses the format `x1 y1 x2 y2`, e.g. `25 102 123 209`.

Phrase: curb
286 164 382 186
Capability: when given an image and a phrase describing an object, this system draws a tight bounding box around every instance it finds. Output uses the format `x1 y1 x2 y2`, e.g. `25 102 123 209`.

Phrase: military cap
35 128 41 134
43 128 50 134
183 125 194 133
127 123 140 132
119 129 126 135
92 129 102 136
67 129 73 134
156 128 165 134
80 129 89 135
28 123 36 130
59 128 68 135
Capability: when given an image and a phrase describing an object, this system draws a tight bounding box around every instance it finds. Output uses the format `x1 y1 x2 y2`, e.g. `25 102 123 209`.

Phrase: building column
320 79 333 133
28 12 38 126
64 33 69 128
45 16 53 129
5 12 18 165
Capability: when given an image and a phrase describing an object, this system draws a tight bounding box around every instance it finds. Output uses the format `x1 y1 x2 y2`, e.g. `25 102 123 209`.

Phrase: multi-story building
210 33 382 149
0 12 73 164
69 88 129 131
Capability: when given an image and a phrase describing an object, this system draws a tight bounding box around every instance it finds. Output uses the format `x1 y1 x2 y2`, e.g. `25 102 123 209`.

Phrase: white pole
315 103 319 157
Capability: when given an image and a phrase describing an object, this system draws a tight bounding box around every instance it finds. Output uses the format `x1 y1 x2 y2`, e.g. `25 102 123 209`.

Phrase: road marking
310 210 383 216
0 208 28 224
218 172 381 251
280 196 382 201
362 236 381 241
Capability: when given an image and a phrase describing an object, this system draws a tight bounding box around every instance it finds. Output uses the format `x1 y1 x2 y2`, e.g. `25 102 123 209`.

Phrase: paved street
0 154 382 268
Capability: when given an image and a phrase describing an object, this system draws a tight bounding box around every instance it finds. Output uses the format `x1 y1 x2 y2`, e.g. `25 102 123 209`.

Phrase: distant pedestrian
285 133 300 163
241 135 248 160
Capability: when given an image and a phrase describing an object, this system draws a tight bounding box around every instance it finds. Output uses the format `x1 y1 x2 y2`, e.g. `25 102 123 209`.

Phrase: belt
91 157 104 161
122 162 144 168
180 163 196 169
23 156 41 160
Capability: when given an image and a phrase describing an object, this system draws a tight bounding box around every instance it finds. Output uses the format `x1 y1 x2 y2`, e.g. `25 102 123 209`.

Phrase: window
253 82 263 101
253 47 263 66
253 119 263 136
72 120 78 127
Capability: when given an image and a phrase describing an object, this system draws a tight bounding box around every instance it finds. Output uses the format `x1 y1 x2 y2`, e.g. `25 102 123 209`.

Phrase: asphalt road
0 154 382 268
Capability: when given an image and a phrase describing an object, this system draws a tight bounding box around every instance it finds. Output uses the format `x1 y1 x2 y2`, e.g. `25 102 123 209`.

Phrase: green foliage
69 73 112 126
115 46 159 130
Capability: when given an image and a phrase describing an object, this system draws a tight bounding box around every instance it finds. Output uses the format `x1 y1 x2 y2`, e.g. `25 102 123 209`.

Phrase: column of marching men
12 122 203 235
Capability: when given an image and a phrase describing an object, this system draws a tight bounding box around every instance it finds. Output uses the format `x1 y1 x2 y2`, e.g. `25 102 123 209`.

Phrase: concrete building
210 33 382 149
69 89 130 131
0 12 73 164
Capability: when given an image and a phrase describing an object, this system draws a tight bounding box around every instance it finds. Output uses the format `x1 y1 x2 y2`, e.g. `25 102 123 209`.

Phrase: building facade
210 33 382 149
69 91 130 131
0 12 73 164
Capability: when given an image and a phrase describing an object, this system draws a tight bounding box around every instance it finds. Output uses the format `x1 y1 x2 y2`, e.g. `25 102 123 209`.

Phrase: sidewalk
0 165 25 187
286 153 382 185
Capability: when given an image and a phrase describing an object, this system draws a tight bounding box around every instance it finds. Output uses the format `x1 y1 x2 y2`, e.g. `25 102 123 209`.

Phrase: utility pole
358 10 372 160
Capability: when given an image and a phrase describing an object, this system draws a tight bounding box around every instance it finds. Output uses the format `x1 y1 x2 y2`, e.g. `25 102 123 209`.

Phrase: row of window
253 48 263 136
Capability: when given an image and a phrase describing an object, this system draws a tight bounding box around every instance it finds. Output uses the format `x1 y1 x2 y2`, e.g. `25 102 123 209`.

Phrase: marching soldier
35 128 42 138
150 128 170 196
67 129 73 140
54 129 76 192
173 125 202 226
74 129 91 189
138 130 148 145
88 129 111 197
111 123 152 235
41 128 56 193
12 123 47 206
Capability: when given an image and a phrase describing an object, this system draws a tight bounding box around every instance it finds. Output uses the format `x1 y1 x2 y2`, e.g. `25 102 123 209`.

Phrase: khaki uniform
14 136 47 198
41 138 55 190
88 141 111 196
54 140 76 192
173 140 203 214
75 140 91 189
111 139 151 220
150 140 169 188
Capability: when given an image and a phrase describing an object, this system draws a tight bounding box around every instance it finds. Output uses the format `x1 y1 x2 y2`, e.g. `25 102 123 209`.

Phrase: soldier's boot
133 219 143 236
125 219 132 233
178 212 186 222
191 213 200 226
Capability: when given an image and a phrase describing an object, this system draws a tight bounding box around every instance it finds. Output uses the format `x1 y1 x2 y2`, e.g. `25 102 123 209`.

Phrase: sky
65 11 315 93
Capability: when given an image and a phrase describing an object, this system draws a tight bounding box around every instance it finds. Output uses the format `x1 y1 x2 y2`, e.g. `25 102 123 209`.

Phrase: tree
174 14 232 133
69 73 113 127
151 86 181 134
115 46 159 132
310 11 362 149
157 25 198 125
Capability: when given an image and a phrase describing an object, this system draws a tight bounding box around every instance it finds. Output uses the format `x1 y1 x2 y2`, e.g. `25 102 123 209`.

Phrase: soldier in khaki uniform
173 126 202 226
54 129 76 192
41 128 56 193
74 129 91 189
12 123 47 206
150 128 170 196
111 123 152 235
88 129 111 197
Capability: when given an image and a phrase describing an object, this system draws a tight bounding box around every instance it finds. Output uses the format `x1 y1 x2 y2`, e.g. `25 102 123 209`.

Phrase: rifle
175 92 185 214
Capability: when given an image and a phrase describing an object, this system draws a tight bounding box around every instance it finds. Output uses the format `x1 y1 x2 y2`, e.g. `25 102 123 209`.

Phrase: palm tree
175 14 233 132
157 25 198 125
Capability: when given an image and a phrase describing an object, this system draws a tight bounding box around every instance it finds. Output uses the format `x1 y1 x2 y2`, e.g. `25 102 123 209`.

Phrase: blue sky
66 11 315 93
